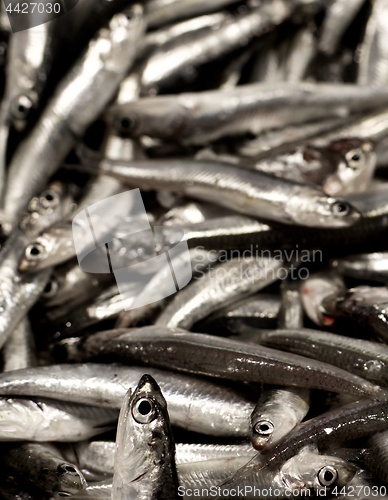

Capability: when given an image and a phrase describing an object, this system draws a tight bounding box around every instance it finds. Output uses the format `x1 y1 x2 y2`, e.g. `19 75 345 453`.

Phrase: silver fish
66 445 355 498
80 158 361 227
180 445 355 494
0 363 254 436
226 398 388 487
300 271 345 327
1 5 145 232
156 256 287 329
2 317 36 372
76 327 387 399
112 375 179 499
332 252 388 283
358 0 388 86
337 285 388 343
250 387 310 451
141 1 291 94
258 328 388 386
141 12 227 59
0 15 60 203
284 24 317 82
0 397 116 442
0 442 87 496
201 293 281 333
69 441 255 479
107 83 388 145
319 0 365 56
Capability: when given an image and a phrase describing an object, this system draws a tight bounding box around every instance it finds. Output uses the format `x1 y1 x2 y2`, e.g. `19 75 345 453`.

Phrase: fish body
0 363 254 436
82 158 361 227
75 327 386 399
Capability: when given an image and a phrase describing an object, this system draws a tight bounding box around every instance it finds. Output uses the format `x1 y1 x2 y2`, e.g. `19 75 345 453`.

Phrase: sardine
199 293 281 333
2 317 36 372
226 398 388 486
0 363 255 436
250 387 310 451
107 83 388 145
1 5 145 232
112 375 179 499
181 445 355 494
156 256 287 329
337 285 388 342
141 1 291 94
332 252 388 283
72 327 387 398
257 328 388 386
0 443 87 495
319 0 365 56
69 441 255 479
358 0 388 86
364 430 388 486
300 271 345 327
78 158 361 227
0 397 117 442
0 15 61 203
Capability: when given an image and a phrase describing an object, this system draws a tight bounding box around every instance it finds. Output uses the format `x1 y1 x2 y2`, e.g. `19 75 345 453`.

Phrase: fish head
55 462 87 495
20 182 66 235
109 97 190 140
114 374 176 489
19 234 54 273
9 92 37 131
251 402 301 451
129 374 173 461
301 272 345 326
281 446 356 492
18 224 72 273
323 139 376 196
287 189 361 227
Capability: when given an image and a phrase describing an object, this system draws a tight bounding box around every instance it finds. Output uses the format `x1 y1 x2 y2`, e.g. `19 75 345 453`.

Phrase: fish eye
346 148 364 169
11 94 34 121
116 114 138 135
132 396 157 424
42 277 59 299
318 466 338 487
25 241 45 261
330 200 351 217
39 189 60 209
58 464 79 475
253 419 274 436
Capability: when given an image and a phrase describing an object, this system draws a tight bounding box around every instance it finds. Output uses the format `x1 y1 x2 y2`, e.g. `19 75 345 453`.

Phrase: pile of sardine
2 0 388 498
